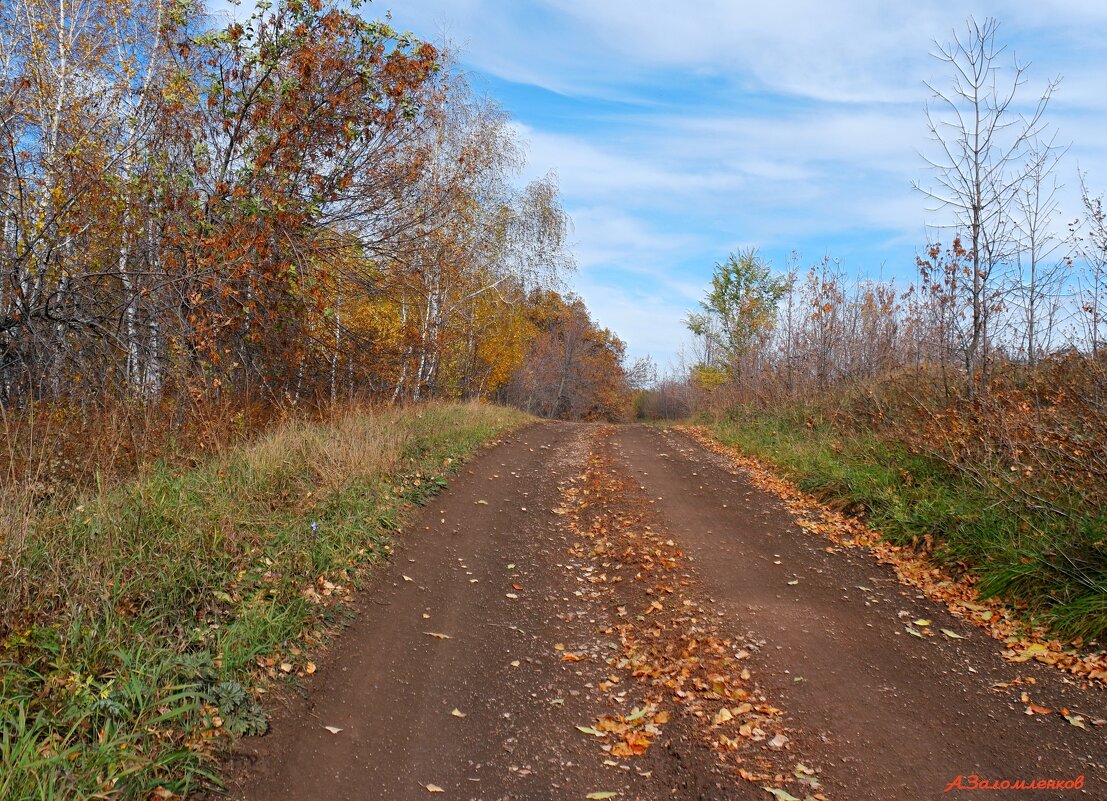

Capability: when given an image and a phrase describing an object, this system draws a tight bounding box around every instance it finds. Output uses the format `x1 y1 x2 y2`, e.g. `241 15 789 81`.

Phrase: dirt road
227 423 1104 801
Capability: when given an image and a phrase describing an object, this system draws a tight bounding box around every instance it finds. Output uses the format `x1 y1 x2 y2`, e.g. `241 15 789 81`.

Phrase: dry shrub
875 354 1107 512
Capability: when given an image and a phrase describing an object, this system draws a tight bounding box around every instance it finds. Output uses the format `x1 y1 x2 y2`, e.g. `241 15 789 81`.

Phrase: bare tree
915 16 1060 385
1011 137 1068 366
1072 172 1107 358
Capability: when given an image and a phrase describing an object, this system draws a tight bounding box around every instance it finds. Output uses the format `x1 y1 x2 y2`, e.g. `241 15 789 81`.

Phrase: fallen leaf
403 575 414 582
905 627 924 638
1025 703 1052 715
914 619 932 627
768 733 789 749
787 580 799 586
713 707 733 725
425 784 444 793
451 708 466 718
323 725 343 734
279 662 293 673
1064 714 1086 729
303 661 317 674
941 629 965 639
424 632 453 639
476 499 488 505
586 793 618 800
576 725 606 737
763 788 800 801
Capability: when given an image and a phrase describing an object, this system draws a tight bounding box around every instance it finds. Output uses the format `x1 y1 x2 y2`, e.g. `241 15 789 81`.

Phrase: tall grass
0 402 529 799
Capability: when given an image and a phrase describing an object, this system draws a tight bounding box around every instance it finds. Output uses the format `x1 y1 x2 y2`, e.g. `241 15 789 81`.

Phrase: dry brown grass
245 406 406 494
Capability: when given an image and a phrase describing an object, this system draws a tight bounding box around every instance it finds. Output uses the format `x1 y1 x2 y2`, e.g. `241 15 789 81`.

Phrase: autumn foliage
0 0 633 492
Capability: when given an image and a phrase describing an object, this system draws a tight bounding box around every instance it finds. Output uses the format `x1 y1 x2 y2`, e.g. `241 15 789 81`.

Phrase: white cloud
572 271 697 366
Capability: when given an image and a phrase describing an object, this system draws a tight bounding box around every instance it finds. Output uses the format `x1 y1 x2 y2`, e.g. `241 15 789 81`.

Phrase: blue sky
279 2 1107 368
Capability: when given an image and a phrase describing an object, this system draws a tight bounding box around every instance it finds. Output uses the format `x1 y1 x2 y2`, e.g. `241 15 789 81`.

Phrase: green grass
0 402 530 800
709 406 1107 643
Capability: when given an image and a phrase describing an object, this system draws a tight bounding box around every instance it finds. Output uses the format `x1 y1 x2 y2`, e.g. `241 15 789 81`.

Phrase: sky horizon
224 1 1107 371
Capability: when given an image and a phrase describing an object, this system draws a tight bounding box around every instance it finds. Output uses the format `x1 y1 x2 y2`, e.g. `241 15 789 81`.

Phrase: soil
222 423 1105 801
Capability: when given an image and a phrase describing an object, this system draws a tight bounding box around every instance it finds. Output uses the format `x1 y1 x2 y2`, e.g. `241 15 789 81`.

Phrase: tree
1011 138 1067 366
915 16 1059 384
500 291 632 421
1072 172 1107 358
685 249 787 381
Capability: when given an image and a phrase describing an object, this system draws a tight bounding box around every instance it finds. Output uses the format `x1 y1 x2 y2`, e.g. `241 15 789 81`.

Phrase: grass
708 405 1107 643
0 402 530 800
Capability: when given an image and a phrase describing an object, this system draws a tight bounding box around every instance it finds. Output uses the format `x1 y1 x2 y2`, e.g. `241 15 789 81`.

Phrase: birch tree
915 16 1059 385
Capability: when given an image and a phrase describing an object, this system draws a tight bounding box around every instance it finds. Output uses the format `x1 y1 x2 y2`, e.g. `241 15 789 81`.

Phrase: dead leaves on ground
557 431 822 800
682 426 1107 687
577 706 668 757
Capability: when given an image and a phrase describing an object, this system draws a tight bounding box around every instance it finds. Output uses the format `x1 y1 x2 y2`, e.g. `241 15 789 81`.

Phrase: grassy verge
707 406 1107 643
0 402 530 800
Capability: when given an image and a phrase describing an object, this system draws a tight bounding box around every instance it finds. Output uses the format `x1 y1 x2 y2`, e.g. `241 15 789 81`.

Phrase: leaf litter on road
554 429 823 799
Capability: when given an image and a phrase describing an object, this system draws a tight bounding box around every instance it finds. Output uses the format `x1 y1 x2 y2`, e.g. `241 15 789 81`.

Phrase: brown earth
223 423 1105 801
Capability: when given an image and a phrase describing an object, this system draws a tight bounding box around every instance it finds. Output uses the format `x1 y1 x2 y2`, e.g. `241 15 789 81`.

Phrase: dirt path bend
227 423 1104 801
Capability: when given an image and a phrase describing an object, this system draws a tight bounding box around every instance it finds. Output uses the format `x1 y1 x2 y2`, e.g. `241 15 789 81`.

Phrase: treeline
0 0 630 444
